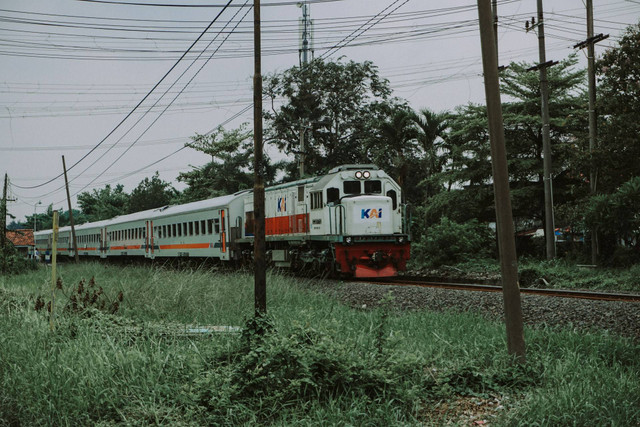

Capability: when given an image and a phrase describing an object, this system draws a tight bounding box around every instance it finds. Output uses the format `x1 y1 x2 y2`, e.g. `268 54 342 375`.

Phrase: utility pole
1 173 7 250
253 0 267 317
526 1 557 260
492 0 498 60
477 0 526 363
298 1 313 178
574 0 608 265
62 156 79 263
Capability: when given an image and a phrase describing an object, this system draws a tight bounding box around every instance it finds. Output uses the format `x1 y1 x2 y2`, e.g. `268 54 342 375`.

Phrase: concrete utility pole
574 0 608 265
62 156 79 263
253 0 267 316
526 0 556 260
477 0 526 363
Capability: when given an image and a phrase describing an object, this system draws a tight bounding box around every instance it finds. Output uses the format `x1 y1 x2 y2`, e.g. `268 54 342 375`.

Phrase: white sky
1 0 639 223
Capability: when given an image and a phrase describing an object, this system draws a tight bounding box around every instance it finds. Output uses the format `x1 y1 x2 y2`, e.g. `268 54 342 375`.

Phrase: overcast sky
1 0 639 223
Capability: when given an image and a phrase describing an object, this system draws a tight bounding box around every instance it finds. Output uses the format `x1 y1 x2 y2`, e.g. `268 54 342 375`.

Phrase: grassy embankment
411 258 640 292
1 262 638 425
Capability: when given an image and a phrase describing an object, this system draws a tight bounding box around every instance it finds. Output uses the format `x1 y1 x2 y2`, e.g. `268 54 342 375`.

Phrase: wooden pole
586 0 598 265
253 0 267 316
62 156 80 263
477 0 526 362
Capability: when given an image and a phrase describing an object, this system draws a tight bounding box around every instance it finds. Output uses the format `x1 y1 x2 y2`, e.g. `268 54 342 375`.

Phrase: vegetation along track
368 277 640 303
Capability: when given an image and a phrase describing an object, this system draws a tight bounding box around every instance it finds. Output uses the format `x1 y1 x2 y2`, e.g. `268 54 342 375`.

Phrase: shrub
0 243 37 275
413 218 495 267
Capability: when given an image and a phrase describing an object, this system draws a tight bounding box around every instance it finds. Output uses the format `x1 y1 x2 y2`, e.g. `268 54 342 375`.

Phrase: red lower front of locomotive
333 241 410 278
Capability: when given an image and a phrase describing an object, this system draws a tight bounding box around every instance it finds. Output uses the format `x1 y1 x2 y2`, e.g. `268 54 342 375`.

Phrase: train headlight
363 170 371 179
355 171 363 179
345 237 352 244
397 236 405 244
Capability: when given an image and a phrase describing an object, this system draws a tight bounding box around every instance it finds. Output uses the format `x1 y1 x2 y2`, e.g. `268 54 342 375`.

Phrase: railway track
363 277 640 303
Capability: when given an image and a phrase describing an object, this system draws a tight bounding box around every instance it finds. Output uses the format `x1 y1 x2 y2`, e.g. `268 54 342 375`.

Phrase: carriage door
145 220 154 259
220 209 226 254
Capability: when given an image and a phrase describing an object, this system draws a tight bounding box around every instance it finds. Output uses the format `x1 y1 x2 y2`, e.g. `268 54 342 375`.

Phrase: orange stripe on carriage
158 243 210 250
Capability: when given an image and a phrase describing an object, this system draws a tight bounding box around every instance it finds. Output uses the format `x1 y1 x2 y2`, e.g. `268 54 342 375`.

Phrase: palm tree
412 108 449 197
374 107 420 196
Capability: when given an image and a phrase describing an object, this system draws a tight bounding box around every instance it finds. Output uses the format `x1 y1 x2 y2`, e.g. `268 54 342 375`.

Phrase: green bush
0 243 37 275
412 218 495 267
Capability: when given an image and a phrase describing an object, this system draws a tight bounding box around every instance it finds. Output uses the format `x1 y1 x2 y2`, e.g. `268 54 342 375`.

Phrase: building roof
6 229 34 247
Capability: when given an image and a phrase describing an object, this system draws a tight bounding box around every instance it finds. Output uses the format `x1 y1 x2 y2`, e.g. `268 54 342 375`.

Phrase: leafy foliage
178 124 279 203
77 184 129 222
196 316 429 424
584 176 640 265
413 217 495 267
0 241 36 275
127 172 178 213
596 21 640 192
264 58 396 178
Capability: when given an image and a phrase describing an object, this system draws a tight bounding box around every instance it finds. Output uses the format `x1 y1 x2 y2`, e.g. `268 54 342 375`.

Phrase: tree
367 105 420 199
264 58 395 178
499 55 587 227
412 108 450 199
127 172 178 213
177 124 279 203
77 184 129 222
596 21 640 193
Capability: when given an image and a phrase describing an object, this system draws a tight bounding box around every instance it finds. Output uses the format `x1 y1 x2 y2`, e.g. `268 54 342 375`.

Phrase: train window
214 218 220 234
343 181 361 194
162 225 167 238
142 228 145 238
327 187 340 204
189 222 194 236
194 221 199 235
298 185 305 201
200 220 206 235
386 190 398 210
310 191 323 210
207 219 213 234
364 180 382 194
172 224 176 237
183 223 187 236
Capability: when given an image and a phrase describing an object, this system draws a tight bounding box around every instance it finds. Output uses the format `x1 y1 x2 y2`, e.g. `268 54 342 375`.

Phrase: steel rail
361 278 640 302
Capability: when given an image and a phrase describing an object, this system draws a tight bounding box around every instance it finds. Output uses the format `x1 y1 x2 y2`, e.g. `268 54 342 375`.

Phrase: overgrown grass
1 262 638 425
412 257 640 293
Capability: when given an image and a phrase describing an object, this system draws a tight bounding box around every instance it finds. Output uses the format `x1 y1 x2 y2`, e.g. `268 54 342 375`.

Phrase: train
34 164 411 278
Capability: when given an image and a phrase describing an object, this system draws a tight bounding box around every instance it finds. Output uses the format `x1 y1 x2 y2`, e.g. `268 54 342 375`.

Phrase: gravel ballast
310 279 640 342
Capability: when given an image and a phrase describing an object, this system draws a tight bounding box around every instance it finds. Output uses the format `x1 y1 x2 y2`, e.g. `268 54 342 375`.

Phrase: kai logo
361 208 382 219
277 197 286 212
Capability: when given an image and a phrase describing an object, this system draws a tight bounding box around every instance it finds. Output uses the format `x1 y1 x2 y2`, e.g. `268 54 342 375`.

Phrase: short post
50 211 59 331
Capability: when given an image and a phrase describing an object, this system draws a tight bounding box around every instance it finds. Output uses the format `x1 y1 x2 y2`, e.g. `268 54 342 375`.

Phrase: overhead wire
63 0 254 202
9 0 237 190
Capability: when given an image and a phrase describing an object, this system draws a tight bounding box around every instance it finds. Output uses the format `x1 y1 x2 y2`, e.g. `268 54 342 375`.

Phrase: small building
5 229 34 258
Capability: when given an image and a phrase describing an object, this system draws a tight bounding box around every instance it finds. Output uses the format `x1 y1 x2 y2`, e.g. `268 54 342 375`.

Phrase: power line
9 0 237 190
